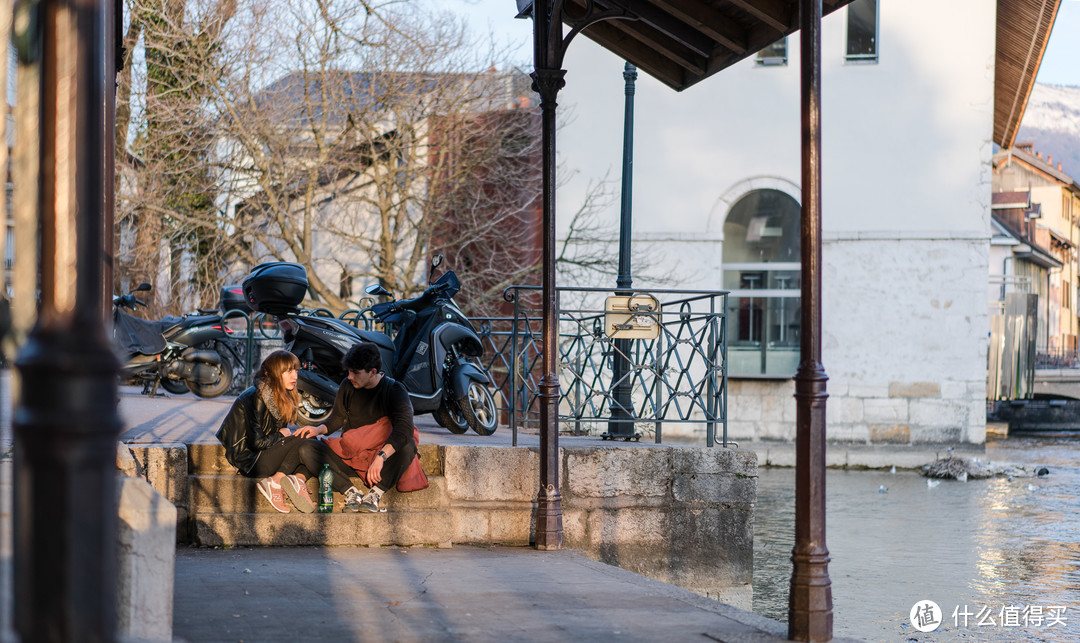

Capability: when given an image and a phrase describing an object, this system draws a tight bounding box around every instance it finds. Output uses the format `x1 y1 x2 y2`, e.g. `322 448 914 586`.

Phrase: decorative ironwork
471 286 729 446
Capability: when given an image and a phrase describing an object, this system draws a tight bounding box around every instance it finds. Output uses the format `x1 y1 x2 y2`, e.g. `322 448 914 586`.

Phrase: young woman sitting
215 350 319 513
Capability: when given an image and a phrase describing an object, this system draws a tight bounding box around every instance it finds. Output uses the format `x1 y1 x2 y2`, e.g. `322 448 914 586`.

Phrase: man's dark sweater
322 376 414 453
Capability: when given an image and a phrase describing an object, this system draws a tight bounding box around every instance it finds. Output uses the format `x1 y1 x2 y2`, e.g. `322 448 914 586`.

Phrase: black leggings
247 436 313 480
249 436 417 494
294 439 360 494
296 438 417 494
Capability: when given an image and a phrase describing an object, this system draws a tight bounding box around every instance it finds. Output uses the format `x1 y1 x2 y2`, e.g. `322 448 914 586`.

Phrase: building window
723 189 801 377
846 0 878 63
756 38 787 66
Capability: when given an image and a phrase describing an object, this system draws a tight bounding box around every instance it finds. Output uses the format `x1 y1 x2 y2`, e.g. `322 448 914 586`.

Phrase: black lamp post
604 61 638 441
13 0 123 638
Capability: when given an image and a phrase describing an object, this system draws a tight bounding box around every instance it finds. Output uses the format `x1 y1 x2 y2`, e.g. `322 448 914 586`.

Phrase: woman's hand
279 427 292 437
294 424 326 439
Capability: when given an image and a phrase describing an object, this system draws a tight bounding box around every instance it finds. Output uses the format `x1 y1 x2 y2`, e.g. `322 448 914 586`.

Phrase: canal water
753 436 1080 641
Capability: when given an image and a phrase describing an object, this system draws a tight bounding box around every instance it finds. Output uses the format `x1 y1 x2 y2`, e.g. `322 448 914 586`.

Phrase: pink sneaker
282 475 316 514
256 477 290 513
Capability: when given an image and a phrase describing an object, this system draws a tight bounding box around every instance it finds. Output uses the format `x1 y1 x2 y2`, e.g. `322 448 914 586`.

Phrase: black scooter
113 282 234 398
259 258 497 434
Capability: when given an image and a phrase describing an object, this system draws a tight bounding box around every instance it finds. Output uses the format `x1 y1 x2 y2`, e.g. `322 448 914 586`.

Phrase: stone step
188 441 444 477
190 473 447 514
191 510 453 547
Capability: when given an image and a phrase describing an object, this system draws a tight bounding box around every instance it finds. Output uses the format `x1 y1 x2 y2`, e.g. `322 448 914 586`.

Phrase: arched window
723 189 801 377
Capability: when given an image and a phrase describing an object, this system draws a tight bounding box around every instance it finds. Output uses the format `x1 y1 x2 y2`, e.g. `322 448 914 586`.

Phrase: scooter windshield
433 271 460 299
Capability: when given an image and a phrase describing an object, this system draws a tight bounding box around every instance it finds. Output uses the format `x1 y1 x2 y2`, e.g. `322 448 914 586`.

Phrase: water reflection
754 436 1080 641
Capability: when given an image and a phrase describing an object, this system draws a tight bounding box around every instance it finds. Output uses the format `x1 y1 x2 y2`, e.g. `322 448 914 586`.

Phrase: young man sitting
296 342 420 512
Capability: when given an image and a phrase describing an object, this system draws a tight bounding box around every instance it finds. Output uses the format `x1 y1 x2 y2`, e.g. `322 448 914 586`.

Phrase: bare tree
115 0 238 315
115 0 629 319
202 0 542 315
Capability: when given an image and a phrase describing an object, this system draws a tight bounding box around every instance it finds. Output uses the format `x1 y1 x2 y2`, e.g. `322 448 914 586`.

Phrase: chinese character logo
911 600 942 633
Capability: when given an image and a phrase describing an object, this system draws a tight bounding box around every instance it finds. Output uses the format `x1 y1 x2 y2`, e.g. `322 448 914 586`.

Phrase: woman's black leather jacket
215 385 286 476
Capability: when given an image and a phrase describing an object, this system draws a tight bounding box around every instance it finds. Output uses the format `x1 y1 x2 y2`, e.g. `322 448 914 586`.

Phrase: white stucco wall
553 0 996 444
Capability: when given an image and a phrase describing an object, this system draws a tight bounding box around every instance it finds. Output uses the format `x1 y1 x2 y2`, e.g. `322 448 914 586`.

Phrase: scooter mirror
365 283 392 297
428 254 444 284
135 282 152 292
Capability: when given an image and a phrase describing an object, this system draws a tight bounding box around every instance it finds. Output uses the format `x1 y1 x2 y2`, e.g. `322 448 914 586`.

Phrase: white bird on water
927 479 941 488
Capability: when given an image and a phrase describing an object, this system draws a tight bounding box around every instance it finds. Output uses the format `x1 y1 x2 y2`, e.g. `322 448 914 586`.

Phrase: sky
443 0 1080 87
1037 0 1080 86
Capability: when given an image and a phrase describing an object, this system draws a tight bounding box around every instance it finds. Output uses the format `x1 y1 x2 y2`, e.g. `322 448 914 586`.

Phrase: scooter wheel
434 402 469 434
460 382 498 436
160 378 189 395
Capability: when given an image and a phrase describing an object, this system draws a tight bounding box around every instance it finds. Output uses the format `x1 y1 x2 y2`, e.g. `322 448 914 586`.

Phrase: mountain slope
1015 83 1080 182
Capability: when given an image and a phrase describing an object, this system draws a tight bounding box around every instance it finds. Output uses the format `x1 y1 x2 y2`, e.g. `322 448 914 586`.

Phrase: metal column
13 0 123 639
788 0 833 640
531 0 565 550
605 61 638 441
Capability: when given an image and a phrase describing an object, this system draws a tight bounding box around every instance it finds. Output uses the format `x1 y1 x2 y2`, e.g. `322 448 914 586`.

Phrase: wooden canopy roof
555 0 1060 148
994 0 1061 148
563 0 855 91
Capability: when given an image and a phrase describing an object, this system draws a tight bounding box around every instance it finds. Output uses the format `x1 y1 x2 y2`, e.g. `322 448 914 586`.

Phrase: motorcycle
112 282 234 398
243 257 498 434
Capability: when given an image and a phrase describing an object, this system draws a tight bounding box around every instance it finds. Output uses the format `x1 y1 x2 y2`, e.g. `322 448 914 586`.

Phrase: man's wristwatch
377 450 387 460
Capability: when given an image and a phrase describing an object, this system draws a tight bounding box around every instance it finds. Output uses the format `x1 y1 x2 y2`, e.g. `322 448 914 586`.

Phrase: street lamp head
515 0 533 19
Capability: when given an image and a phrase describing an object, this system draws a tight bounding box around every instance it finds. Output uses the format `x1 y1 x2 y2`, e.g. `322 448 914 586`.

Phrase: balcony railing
475 286 729 446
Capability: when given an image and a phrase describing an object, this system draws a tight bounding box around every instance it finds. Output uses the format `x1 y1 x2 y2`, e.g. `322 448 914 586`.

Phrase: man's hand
279 427 292 437
367 454 383 486
295 424 326 439
367 444 395 486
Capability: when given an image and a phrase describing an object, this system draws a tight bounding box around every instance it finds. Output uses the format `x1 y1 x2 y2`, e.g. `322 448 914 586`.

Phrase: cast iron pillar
531 0 565 550
605 61 637 440
13 0 124 639
788 0 833 640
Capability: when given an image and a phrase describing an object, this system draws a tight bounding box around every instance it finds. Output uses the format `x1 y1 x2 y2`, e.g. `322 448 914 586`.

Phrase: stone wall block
128 444 188 507
730 392 763 421
564 448 669 499
117 443 139 478
909 398 968 428
128 443 189 541
760 395 787 422
863 398 908 423
443 446 537 501
597 505 753 588
889 381 941 398
672 472 756 504
825 423 867 442
452 507 532 545
578 507 672 548
758 421 795 441
869 424 911 443
847 383 890 398
117 476 176 642
911 425 962 443
827 396 864 424
726 420 758 440
670 447 756 477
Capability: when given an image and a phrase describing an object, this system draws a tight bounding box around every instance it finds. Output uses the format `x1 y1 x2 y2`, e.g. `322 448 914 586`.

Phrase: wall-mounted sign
605 294 661 339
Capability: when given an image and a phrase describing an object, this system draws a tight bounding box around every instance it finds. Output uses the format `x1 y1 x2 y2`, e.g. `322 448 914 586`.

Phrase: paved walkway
173 545 813 643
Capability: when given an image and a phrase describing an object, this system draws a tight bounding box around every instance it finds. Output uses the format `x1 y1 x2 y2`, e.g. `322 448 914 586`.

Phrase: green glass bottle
318 464 334 513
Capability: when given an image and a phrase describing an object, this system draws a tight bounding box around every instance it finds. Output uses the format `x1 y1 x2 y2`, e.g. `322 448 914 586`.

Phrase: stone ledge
193 510 454 547
117 475 177 642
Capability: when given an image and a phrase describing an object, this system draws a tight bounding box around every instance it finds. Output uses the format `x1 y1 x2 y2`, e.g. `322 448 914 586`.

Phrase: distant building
991 145 1080 363
211 68 541 313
